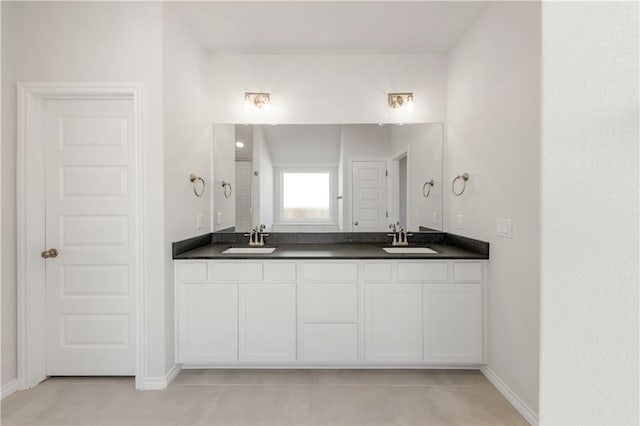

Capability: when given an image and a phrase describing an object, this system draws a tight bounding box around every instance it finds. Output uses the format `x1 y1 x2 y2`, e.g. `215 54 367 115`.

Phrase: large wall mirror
211 123 443 232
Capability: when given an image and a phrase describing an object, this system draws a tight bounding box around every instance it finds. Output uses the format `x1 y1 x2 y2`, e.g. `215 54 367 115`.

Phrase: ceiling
263 125 342 164
175 1 489 55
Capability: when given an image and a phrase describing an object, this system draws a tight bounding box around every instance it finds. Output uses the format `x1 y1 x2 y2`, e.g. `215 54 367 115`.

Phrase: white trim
209 125 216 233
389 147 409 228
181 364 482 369
16 82 146 391
1 380 18 400
132 85 147 391
142 364 181 390
480 366 538 425
272 162 338 168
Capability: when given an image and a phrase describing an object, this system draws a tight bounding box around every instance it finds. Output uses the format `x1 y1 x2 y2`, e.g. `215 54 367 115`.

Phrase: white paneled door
42 98 136 375
352 161 387 231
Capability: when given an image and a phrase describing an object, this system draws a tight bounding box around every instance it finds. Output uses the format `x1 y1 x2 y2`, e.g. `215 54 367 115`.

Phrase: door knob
41 248 59 259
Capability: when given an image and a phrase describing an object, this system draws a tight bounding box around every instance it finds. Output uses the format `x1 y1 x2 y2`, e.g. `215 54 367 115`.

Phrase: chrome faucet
257 224 269 246
398 227 412 246
388 224 412 246
388 223 399 245
245 225 270 246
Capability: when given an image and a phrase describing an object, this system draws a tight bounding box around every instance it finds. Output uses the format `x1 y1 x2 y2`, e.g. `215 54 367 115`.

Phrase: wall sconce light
244 92 270 110
388 92 414 111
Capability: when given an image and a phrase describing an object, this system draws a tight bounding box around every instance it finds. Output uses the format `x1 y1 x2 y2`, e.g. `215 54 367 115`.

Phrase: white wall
162 4 212 373
398 157 407 227
256 128 274 230
539 2 639 424
1 1 168 385
212 124 236 231
208 54 446 124
446 2 541 420
234 125 253 161
390 124 444 231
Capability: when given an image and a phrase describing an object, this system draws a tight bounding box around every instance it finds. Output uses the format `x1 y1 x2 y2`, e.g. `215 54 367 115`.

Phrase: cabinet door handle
354 221 359 226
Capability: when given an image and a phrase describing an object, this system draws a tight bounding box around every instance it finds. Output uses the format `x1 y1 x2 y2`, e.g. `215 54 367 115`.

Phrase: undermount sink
382 247 437 254
222 247 277 254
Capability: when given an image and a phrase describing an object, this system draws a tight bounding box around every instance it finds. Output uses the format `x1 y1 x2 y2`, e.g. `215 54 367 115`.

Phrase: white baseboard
1 379 18 399
480 366 538 425
142 364 181 390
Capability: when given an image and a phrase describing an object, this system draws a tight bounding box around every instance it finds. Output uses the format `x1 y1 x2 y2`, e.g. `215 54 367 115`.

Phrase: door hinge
386 211 389 218
385 170 388 177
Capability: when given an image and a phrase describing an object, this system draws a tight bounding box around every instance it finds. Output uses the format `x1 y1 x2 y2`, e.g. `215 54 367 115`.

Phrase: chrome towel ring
189 174 205 197
221 181 232 199
422 180 435 198
452 173 469 196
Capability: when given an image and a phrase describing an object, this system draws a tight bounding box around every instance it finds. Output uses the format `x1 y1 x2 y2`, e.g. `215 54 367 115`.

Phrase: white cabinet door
364 284 423 363
177 284 238 363
423 284 483 363
239 283 296 362
303 323 358 363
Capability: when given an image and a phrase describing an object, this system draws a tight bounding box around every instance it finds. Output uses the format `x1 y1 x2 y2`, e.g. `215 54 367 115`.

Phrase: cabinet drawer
453 262 482 281
303 283 358 322
264 262 296 281
302 262 358 281
397 262 447 282
212 262 263 281
176 262 207 282
303 323 358 363
364 263 392 281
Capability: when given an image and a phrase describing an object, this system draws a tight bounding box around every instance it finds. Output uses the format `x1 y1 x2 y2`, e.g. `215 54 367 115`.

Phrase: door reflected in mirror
211 123 443 233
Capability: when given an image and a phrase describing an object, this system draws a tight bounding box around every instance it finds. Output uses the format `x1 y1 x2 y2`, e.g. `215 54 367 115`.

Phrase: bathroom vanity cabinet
174 259 485 367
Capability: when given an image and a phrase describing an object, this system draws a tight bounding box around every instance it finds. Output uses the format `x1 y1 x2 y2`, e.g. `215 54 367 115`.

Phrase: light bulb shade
244 92 271 110
388 92 414 111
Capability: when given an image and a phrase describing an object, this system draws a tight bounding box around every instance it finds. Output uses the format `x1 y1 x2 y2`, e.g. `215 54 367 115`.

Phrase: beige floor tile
103 385 224 425
395 384 528 425
444 370 491 386
1 370 528 426
297 384 412 426
203 384 411 426
199 385 308 425
175 369 451 387
174 369 318 385
310 369 451 386
1 380 131 425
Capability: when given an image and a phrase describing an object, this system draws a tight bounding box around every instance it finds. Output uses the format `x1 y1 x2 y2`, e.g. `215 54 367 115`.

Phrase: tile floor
1 369 527 425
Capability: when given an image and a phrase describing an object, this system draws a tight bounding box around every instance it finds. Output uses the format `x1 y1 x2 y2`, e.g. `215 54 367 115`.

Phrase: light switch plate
196 214 204 229
457 214 464 230
431 211 438 225
216 212 222 225
496 218 513 238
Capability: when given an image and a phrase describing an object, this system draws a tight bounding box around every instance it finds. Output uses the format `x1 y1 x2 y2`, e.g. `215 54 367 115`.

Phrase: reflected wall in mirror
211 123 443 233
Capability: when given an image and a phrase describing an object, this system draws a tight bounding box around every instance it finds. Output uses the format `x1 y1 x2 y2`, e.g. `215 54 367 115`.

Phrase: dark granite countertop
173 242 486 260
172 232 489 260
